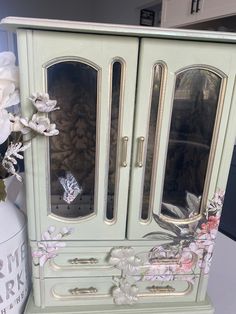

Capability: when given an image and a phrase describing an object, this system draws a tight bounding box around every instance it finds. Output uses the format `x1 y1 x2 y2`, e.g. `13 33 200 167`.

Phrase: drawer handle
136 136 145 167
68 258 99 265
190 0 196 14
149 257 180 265
146 285 175 293
69 287 98 295
196 0 201 12
121 136 128 167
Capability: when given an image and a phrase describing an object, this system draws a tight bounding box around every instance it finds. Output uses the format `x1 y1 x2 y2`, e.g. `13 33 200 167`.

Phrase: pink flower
32 241 65 266
201 216 219 233
178 249 196 273
32 226 72 267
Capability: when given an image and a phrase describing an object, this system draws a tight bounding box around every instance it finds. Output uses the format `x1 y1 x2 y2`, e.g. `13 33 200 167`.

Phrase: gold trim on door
159 65 227 224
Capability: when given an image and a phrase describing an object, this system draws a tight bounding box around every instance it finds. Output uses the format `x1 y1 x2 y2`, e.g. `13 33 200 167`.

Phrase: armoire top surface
1 16 236 43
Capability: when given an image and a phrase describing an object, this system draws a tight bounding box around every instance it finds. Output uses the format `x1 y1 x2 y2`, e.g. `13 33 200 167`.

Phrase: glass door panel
161 69 221 220
48 61 97 219
141 64 164 221
128 38 235 239
106 61 123 222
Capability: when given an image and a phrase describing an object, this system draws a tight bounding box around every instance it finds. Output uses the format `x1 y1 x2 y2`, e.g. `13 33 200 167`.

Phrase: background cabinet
161 0 236 27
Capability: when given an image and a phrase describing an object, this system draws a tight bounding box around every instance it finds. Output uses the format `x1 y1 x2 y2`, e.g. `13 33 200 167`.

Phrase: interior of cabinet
46 56 223 226
47 60 123 221
48 61 97 219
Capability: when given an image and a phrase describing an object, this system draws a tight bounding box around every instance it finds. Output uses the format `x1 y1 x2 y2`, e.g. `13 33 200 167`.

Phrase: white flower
8 113 27 133
20 113 59 136
0 109 11 144
109 247 142 275
60 226 74 236
2 142 31 181
112 278 139 305
30 92 59 112
0 52 19 83
47 225 56 234
0 51 19 110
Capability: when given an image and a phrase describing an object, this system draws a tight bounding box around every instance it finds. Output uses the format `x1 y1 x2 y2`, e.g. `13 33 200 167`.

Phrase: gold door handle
121 136 128 167
146 285 175 294
69 287 98 295
136 136 145 167
149 257 180 265
68 258 99 265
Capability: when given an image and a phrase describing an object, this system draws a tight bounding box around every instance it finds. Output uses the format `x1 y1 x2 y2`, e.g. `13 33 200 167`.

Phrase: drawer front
31 242 205 278
33 275 199 307
32 246 120 278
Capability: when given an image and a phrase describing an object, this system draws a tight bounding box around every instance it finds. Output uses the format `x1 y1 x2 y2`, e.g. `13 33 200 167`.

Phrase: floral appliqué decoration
0 54 60 199
108 191 224 305
20 92 60 137
32 226 73 267
112 277 139 305
144 190 224 276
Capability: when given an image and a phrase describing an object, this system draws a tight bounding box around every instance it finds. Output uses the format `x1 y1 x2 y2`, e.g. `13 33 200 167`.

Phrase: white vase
3 175 26 214
0 185 29 313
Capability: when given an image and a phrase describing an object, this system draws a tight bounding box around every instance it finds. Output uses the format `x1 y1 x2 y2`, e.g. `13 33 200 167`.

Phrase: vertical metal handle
136 136 145 167
121 136 128 167
196 0 201 12
190 0 196 14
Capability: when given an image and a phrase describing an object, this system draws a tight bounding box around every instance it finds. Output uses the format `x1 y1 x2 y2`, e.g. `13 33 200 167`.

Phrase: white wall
208 232 236 314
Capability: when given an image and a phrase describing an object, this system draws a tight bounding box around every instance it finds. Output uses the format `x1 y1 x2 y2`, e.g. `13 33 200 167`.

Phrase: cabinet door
161 0 199 27
161 0 236 28
127 38 236 239
18 30 138 240
196 0 236 23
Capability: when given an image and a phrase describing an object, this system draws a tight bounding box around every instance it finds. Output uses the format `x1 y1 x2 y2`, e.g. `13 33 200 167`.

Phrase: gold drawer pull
146 285 175 294
121 136 128 167
68 258 99 265
136 136 145 167
69 287 98 295
149 257 180 265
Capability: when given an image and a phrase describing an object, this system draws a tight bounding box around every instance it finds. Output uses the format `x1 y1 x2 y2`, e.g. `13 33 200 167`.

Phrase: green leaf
162 202 186 219
153 213 182 236
0 180 6 202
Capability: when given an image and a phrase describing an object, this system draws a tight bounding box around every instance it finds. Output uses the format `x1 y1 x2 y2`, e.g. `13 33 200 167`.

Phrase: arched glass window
161 68 222 220
47 61 98 219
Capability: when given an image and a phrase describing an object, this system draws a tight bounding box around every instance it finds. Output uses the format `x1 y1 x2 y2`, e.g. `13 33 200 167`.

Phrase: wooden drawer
31 242 205 278
31 245 119 278
33 275 200 307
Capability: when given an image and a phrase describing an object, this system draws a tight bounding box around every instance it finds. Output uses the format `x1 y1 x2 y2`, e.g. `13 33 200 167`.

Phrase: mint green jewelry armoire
2 16 236 314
